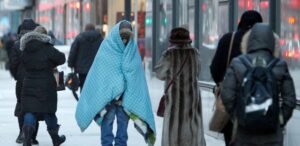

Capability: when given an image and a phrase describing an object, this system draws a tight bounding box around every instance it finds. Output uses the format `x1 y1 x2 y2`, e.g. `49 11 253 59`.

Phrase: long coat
20 32 65 114
155 44 206 146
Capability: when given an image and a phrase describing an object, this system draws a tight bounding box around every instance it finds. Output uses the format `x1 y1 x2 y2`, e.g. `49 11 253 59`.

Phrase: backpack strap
267 58 280 69
239 55 253 68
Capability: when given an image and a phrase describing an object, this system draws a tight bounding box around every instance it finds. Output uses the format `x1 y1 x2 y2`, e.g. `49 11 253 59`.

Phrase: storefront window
202 0 220 49
237 0 269 23
65 1 81 44
159 0 172 51
179 0 195 43
280 0 300 70
82 0 93 29
36 10 53 32
53 6 65 44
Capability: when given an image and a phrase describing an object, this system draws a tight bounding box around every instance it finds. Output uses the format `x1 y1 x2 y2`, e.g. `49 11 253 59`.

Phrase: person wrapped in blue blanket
75 20 156 146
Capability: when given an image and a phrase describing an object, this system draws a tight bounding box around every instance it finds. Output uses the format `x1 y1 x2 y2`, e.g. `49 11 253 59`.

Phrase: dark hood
17 19 39 37
20 32 51 52
245 23 276 53
238 10 263 31
80 30 102 43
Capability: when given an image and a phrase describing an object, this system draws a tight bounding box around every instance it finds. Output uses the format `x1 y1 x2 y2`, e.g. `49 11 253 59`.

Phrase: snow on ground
0 69 224 146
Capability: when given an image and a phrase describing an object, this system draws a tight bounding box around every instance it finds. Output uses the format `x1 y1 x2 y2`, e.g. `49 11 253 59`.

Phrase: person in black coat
20 26 66 146
9 19 40 144
68 23 103 90
210 10 263 146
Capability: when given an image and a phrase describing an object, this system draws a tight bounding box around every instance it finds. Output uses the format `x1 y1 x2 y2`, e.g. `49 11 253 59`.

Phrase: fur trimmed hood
241 23 281 57
20 31 51 51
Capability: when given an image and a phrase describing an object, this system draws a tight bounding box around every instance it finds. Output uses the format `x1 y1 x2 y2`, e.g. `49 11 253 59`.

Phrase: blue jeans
101 104 129 146
23 113 58 130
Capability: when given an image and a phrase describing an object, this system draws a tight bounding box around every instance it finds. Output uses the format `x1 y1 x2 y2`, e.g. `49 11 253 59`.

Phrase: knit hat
169 27 192 44
34 26 47 34
238 10 263 31
17 19 39 36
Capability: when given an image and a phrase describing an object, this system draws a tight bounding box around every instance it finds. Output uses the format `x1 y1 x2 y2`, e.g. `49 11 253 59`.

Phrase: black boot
16 131 23 144
23 125 35 146
31 122 39 145
48 126 66 146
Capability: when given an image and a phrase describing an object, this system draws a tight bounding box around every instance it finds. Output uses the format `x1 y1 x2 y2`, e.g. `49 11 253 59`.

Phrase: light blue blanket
75 20 156 144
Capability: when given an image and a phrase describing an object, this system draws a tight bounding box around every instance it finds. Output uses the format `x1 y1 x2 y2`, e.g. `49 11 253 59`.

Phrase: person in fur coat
155 27 206 146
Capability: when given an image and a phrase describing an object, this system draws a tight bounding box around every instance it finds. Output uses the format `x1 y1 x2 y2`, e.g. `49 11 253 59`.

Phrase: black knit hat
17 19 39 35
238 10 263 30
169 27 192 44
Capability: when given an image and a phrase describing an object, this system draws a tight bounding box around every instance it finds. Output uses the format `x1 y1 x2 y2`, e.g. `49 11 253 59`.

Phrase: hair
34 26 47 34
85 23 95 31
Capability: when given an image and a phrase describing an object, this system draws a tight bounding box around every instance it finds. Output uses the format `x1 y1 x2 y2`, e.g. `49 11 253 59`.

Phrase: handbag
209 32 235 132
65 72 80 101
54 69 65 91
157 54 190 117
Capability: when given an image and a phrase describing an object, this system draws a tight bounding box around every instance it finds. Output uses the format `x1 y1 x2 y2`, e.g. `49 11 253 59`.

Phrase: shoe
31 139 39 145
16 132 23 144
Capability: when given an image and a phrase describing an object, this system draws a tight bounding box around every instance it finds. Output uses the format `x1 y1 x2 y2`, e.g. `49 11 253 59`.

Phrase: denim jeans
23 113 58 130
101 104 129 146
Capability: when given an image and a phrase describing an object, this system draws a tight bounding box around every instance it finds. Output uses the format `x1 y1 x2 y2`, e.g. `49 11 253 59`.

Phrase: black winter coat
68 30 103 74
9 41 26 81
210 30 248 84
20 32 65 113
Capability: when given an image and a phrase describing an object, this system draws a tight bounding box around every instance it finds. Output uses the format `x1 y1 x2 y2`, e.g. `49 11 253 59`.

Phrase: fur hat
169 27 192 44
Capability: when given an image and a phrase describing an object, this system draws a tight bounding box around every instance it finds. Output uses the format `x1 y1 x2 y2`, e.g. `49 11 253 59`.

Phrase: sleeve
210 33 231 84
154 51 171 80
220 60 239 115
9 43 21 80
48 46 66 67
68 37 79 68
280 62 297 125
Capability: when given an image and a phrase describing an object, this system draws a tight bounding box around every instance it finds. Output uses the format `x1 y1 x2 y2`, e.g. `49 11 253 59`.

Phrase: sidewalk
0 70 224 146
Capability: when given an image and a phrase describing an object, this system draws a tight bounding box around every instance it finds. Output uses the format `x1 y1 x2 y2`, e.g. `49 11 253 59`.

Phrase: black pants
78 73 87 91
222 121 233 146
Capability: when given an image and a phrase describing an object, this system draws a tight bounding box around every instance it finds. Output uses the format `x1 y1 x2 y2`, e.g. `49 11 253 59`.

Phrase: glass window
202 0 221 49
237 0 269 23
36 10 53 31
280 0 300 74
53 6 65 44
65 1 81 44
159 0 173 51
179 0 195 44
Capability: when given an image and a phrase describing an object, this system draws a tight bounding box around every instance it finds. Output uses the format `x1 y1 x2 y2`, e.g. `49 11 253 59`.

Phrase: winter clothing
221 23 296 146
75 20 156 145
48 126 66 146
101 104 129 146
210 10 263 146
22 125 35 146
169 27 192 44
20 31 65 114
154 30 205 145
68 30 103 74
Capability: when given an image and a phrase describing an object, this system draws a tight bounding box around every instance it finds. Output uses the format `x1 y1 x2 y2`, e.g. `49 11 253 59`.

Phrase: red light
294 33 299 40
294 51 300 59
260 1 269 8
202 3 206 11
246 0 253 10
84 3 91 11
279 39 285 46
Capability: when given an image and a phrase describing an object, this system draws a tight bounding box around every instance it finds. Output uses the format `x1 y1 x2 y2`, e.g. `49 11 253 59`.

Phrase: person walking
9 19 40 144
75 20 156 146
210 10 263 146
154 27 206 146
221 23 296 146
20 26 66 146
68 24 103 90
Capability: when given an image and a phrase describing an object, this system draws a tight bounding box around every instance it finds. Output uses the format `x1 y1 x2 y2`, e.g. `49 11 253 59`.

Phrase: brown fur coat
155 44 206 146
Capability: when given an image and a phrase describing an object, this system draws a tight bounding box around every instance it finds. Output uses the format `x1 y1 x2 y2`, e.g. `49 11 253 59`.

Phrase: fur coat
155 44 206 146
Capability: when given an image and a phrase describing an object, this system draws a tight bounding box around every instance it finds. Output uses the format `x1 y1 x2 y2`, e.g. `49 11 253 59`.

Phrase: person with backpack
210 10 263 146
221 23 296 146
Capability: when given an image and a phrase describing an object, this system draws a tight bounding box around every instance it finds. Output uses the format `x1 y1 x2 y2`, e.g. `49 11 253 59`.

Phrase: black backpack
236 55 280 134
